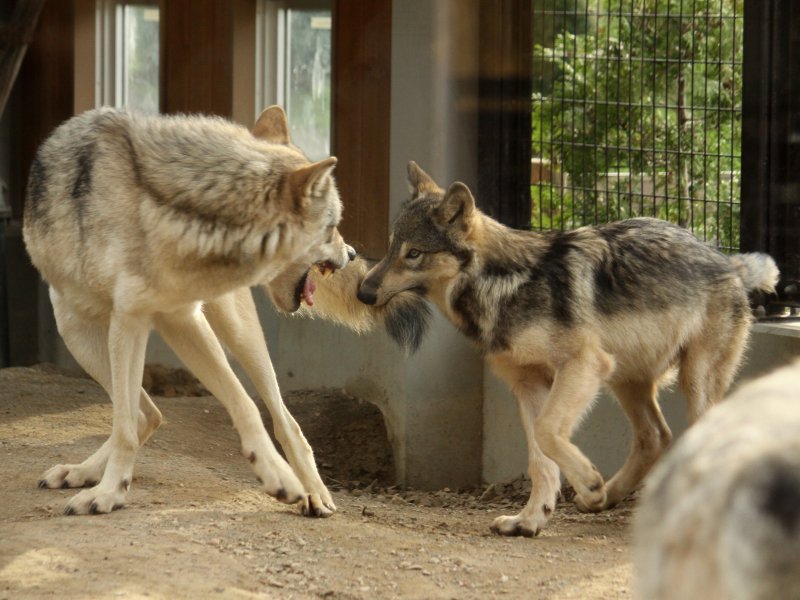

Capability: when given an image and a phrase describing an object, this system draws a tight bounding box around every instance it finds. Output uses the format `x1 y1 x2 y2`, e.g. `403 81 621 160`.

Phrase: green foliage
532 0 743 251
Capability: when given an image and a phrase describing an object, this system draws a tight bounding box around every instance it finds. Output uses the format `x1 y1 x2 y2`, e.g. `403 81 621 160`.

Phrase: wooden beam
332 0 392 259
161 0 234 116
477 0 532 230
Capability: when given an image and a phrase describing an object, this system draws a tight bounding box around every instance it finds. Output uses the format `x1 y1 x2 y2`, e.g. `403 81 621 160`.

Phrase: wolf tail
730 253 780 294
300 257 432 353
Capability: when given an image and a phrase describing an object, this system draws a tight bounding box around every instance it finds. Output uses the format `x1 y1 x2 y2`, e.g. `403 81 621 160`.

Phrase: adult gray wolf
24 105 356 517
356 161 779 537
634 360 800 600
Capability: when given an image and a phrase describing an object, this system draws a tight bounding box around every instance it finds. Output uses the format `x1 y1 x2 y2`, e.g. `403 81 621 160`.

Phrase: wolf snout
346 245 357 262
357 283 378 306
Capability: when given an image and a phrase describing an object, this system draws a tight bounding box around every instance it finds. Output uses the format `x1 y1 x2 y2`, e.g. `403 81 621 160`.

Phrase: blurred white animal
634 359 800 600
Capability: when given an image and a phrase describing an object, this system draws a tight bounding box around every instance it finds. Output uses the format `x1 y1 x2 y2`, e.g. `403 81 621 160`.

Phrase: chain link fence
531 0 743 252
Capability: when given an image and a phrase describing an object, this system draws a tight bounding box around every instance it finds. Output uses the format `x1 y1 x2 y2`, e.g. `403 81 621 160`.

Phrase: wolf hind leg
153 305 306 508
598 380 672 510
489 363 560 537
204 289 335 517
535 347 613 512
680 301 750 424
39 291 162 491
64 311 150 515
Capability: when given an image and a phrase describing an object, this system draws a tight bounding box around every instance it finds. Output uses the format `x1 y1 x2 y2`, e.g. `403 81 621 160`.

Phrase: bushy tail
298 257 431 353
730 253 780 294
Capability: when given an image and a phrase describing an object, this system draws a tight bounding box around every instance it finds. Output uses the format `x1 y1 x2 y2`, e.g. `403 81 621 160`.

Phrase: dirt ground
0 365 634 600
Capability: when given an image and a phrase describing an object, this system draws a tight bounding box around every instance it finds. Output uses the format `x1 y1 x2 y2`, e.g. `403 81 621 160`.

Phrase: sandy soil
0 365 634 600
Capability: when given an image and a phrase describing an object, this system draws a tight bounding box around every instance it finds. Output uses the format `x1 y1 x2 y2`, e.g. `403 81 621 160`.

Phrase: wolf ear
407 161 442 197
253 105 292 145
437 182 475 231
288 157 338 210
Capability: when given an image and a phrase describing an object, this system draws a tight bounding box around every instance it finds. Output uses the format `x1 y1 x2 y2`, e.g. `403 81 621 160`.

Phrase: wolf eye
405 248 422 260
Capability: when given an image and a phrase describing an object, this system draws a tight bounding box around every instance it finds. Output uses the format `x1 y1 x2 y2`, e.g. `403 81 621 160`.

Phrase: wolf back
361 200 774 357
25 107 329 308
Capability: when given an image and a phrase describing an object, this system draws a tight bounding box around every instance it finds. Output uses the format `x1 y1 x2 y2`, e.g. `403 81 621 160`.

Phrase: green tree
532 0 743 251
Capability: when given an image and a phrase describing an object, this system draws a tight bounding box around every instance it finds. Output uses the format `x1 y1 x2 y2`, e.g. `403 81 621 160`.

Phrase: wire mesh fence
531 0 743 252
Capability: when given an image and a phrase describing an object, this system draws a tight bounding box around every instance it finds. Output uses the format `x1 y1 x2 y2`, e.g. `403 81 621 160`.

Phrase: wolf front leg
489 361 561 537
534 347 614 512
63 312 150 515
204 289 335 517
154 306 306 507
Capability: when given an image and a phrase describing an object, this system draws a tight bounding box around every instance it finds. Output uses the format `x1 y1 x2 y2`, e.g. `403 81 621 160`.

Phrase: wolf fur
634 360 800 600
357 161 779 537
23 105 356 517
303 256 432 351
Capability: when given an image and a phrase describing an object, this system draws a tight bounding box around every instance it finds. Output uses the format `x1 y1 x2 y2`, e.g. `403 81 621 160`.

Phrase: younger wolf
357 162 779 536
634 360 800 600
24 106 354 516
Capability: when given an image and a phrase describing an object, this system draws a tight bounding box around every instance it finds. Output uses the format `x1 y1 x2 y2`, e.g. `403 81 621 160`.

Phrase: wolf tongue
303 276 317 306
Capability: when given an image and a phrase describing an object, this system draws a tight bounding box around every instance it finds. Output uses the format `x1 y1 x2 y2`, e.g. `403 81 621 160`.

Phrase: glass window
118 4 160 113
97 1 160 113
257 1 332 160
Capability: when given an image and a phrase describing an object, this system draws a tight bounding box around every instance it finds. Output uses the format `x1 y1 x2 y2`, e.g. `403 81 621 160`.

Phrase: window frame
95 0 160 111
255 0 332 122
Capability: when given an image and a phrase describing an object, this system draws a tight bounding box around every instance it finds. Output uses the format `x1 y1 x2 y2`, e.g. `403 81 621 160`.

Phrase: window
256 0 332 160
97 1 160 113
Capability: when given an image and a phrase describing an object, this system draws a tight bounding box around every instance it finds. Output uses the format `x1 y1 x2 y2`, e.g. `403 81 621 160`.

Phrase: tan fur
24 105 354 517
299 257 379 333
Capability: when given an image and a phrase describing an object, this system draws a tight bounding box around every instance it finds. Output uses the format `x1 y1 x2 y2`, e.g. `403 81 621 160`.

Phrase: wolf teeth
314 263 334 278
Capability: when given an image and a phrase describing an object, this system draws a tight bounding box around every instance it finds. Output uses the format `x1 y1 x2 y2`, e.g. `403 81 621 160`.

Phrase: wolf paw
308 485 336 513
38 464 101 489
63 482 129 515
490 514 544 538
574 486 608 513
250 453 305 506
300 493 336 518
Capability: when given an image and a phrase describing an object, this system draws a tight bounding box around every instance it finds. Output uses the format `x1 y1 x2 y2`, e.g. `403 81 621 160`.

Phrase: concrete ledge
752 320 800 338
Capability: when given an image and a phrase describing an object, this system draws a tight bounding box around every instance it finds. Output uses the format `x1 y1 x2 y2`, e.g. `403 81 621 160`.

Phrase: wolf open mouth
297 261 337 307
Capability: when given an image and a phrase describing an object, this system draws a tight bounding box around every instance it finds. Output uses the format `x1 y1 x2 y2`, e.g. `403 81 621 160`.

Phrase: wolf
356 161 780 536
23 105 358 517
634 360 800 600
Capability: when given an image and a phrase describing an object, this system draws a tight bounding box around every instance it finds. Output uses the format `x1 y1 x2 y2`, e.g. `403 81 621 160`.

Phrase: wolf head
254 106 357 313
356 162 476 352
